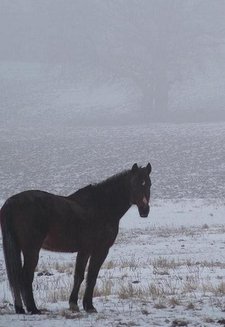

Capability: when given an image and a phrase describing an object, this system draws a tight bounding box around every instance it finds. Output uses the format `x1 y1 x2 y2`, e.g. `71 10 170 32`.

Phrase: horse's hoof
28 308 42 315
84 305 97 313
86 308 97 313
69 302 80 312
15 306 25 314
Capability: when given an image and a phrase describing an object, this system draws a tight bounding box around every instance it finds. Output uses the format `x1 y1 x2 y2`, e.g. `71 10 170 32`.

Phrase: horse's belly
42 233 79 253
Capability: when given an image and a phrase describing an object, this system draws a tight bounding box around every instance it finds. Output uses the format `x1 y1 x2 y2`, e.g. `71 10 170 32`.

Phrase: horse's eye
142 181 146 186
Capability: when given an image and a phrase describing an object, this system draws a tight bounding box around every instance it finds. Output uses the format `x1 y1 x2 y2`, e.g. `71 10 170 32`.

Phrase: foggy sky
1 0 225 126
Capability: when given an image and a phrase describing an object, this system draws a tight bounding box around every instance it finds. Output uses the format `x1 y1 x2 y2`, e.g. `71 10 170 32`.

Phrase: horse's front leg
83 248 109 313
69 251 90 312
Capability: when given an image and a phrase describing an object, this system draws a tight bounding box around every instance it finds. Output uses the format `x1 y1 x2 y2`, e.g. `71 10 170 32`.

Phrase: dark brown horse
0 163 152 314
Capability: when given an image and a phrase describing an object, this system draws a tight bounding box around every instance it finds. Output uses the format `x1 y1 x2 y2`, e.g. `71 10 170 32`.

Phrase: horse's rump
1 190 86 253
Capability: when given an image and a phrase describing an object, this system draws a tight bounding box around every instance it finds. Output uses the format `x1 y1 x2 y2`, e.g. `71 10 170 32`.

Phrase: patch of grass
186 302 195 310
60 309 84 319
146 283 166 299
198 260 225 269
118 283 143 300
202 281 225 296
152 257 178 276
33 273 73 304
152 257 179 270
202 223 209 229
45 278 72 303
171 319 188 326
102 260 116 270
182 278 198 293
36 260 74 275
217 281 225 295
119 257 140 271
94 279 114 298
169 297 181 307
153 301 167 309
203 317 215 324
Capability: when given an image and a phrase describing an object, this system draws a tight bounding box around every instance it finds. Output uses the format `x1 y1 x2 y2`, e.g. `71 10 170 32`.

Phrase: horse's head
130 163 152 218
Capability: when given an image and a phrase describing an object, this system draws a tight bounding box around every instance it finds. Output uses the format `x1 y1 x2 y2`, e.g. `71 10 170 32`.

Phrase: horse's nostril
138 204 150 218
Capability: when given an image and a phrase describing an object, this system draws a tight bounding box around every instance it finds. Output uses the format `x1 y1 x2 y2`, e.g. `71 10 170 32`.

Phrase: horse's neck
95 172 131 220
69 171 132 221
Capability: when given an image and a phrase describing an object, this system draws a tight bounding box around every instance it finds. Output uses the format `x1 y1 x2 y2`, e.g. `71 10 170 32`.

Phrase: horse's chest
94 224 118 248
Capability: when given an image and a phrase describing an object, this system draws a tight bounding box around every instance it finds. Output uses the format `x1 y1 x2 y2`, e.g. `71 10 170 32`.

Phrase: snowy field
0 122 225 326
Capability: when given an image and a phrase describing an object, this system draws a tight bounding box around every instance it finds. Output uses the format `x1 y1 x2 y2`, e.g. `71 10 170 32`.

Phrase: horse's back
2 189 83 218
2 190 57 212
1 190 86 253
1 190 61 224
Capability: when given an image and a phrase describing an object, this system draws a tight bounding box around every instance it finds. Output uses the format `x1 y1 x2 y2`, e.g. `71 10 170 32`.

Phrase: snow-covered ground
0 123 225 326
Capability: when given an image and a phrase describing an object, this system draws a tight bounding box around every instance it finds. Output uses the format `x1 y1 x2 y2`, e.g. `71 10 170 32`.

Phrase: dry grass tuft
94 279 114 298
202 281 225 296
169 297 181 307
118 283 140 299
153 301 167 309
186 302 195 310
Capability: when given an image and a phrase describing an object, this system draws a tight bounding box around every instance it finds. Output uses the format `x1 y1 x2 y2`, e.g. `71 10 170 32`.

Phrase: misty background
1 0 225 202
1 0 225 128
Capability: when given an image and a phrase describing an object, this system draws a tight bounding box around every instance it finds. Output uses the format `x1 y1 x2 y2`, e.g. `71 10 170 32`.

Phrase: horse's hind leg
14 287 25 314
69 251 90 311
21 250 40 314
5 246 25 314
12 275 24 314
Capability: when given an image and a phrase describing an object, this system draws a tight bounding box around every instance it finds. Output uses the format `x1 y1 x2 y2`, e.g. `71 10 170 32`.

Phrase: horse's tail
0 200 23 309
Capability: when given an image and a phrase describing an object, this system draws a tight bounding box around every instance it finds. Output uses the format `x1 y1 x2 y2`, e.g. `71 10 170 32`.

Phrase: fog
1 0 225 127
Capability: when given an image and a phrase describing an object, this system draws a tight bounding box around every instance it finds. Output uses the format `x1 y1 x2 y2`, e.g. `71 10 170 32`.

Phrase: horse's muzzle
138 204 150 218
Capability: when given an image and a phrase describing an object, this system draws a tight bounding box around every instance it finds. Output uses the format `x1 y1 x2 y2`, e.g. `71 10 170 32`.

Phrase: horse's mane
92 169 130 190
68 169 130 201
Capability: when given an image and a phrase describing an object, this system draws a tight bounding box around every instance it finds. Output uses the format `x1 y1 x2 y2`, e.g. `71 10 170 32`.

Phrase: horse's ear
146 162 152 175
131 163 138 173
